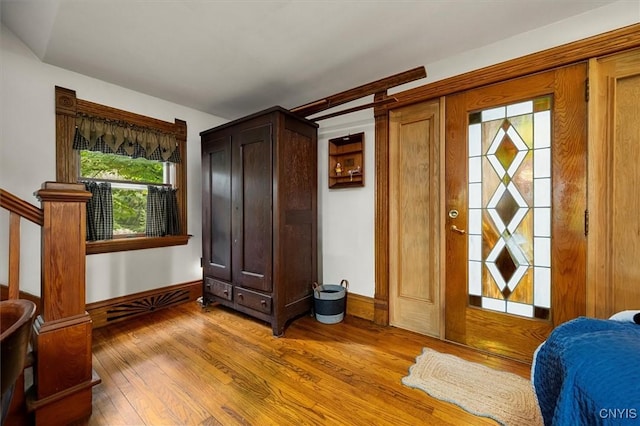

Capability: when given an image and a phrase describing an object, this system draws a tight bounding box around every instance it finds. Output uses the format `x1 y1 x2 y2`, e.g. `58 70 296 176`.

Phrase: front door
445 64 587 362
389 100 441 337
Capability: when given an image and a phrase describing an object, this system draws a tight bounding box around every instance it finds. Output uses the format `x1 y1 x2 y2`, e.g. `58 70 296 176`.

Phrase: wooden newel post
30 182 100 425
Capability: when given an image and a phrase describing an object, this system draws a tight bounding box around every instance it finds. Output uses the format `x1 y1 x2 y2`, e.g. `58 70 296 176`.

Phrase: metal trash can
312 279 348 324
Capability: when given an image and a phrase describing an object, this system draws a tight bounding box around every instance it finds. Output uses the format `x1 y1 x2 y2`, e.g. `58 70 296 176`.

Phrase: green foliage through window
111 188 147 234
80 151 164 183
80 151 171 235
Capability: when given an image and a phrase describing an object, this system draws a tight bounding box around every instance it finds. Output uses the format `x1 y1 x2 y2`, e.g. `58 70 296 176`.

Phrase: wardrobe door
202 135 232 282
232 123 273 292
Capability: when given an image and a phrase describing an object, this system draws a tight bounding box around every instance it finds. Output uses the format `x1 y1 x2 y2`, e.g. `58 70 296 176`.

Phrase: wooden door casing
445 63 588 362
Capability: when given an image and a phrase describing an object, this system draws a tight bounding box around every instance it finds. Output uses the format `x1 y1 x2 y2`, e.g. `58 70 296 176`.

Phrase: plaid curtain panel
146 186 180 237
165 187 180 235
84 181 113 241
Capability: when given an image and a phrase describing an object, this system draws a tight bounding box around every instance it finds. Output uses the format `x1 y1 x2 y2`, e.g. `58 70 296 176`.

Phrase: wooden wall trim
390 23 640 108
55 87 78 182
373 91 390 326
85 235 190 255
346 293 375 322
86 280 201 328
1 281 201 329
76 98 181 133
86 281 375 326
174 119 188 236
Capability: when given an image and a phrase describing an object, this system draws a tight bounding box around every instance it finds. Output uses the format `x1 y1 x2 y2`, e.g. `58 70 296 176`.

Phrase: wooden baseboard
86 280 201 328
346 293 375 321
7 281 367 327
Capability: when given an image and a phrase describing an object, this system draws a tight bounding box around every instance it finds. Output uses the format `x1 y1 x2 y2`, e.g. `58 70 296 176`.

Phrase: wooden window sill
86 235 190 255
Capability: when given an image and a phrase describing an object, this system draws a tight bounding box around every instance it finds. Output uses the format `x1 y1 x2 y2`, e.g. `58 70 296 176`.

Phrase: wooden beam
311 96 398 121
291 66 426 117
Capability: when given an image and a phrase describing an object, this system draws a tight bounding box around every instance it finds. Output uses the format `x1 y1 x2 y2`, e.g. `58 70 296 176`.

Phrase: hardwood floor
89 302 533 425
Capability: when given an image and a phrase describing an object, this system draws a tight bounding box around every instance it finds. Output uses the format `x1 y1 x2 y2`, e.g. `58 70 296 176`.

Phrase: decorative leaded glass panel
467 96 552 319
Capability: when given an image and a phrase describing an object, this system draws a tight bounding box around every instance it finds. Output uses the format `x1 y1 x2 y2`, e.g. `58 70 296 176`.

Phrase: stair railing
1 183 100 426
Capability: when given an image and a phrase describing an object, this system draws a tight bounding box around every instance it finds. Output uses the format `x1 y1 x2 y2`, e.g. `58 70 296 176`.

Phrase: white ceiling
1 0 621 120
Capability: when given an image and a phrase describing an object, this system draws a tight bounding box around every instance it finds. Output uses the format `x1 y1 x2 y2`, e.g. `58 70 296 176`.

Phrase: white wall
0 24 226 303
317 108 376 297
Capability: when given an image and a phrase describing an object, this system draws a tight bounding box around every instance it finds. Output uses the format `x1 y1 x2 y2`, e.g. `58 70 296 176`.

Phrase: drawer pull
261 300 267 306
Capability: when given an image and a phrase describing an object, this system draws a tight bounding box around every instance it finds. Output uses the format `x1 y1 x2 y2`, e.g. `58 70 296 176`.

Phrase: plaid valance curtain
146 186 181 237
85 181 113 241
73 114 181 163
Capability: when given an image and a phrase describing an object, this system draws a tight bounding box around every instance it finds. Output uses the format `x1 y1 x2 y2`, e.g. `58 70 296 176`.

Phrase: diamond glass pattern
467 96 552 319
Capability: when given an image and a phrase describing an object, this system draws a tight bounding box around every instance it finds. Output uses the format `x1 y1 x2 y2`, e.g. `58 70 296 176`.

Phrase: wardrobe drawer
204 277 232 301
235 287 272 314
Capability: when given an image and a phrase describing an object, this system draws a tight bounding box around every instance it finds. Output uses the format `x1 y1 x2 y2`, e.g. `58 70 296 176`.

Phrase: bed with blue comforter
532 315 640 425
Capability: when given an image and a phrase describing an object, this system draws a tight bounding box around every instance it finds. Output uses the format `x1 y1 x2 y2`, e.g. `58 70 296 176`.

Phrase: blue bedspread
533 317 640 425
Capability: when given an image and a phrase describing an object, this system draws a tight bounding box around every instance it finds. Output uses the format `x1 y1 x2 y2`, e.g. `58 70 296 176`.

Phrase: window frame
55 86 189 254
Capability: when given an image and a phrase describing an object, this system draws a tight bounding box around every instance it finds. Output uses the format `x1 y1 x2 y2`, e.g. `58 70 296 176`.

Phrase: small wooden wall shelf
328 132 364 189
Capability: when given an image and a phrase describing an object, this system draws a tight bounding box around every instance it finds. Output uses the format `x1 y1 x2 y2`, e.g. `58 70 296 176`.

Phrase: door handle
450 225 466 234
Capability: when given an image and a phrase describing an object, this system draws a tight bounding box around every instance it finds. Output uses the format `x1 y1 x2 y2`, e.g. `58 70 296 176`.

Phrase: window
55 86 189 254
79 150 171 236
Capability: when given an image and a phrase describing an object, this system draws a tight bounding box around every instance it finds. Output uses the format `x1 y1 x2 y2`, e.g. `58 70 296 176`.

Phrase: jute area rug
402 348 543 426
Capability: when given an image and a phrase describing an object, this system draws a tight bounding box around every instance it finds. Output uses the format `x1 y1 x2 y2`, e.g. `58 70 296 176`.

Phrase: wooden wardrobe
200 106 318 335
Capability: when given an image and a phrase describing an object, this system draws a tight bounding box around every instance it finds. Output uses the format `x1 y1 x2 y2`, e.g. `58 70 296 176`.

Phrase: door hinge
585 78 590 102
584 209 589 236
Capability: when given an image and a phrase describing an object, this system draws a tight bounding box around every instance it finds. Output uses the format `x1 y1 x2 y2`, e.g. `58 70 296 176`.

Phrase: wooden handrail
0 188 44 226
1 188 43 300
1 188 43 422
